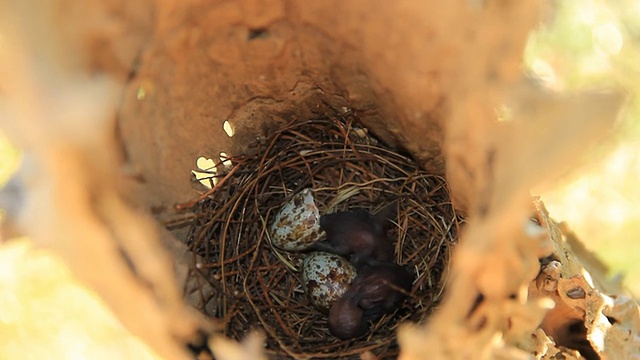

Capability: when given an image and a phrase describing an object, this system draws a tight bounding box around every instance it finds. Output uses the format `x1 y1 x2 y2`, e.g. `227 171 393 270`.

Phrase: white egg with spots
302 251 357 312
270 189 325 250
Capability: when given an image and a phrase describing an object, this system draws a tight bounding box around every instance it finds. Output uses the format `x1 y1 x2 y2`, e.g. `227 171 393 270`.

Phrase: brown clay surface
115 0 536 215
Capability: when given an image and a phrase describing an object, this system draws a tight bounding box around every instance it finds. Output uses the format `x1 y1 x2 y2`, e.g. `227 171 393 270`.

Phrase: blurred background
0 0 638 358
526 0 640 297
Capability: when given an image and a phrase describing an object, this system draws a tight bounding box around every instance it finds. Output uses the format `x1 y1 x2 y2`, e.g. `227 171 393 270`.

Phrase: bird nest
183 113 463 358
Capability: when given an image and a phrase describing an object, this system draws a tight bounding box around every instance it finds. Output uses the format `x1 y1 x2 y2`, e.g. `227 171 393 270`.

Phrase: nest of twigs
184 113 462 358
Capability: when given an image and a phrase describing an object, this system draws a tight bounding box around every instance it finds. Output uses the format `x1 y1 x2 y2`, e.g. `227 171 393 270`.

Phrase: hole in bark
539 254 559 266
248 28 269 40
564 320 600 360
467 293 485 318
223 120 235 137
218 152 232 167
566 287 586 299
193 156 218 189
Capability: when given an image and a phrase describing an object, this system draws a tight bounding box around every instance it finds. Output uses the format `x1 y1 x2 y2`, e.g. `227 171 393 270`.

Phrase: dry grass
176 114 462 358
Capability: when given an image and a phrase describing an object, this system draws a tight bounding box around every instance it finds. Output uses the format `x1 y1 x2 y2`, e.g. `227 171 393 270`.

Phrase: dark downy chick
328 262 414 339
314 209 394 267
328 291 367 340
355 263 414 321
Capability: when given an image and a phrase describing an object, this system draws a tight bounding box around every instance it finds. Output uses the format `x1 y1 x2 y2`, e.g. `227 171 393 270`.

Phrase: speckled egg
302 251 357 312
270 189 325 251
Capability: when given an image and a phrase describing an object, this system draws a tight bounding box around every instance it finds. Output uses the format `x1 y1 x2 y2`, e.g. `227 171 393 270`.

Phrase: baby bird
327 290 367 339
328 262 414 339
313 209 394 267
